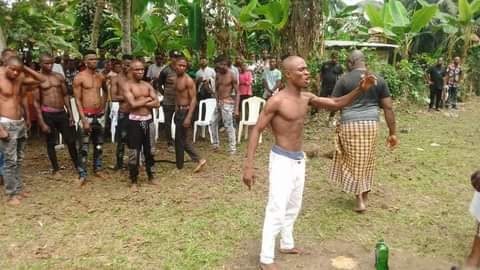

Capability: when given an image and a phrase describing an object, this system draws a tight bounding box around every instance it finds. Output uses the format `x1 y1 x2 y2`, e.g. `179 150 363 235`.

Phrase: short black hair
40 53 53 61
122 54 133 60
471 171 480 191
83 50 97 59
215 55 228 64
1 48 16 57
5 56 22 66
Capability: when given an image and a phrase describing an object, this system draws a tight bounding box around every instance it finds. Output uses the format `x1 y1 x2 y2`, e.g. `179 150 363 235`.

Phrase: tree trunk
0 25 6 53
121 0 132 54
280 0 323 58
90 0 105 50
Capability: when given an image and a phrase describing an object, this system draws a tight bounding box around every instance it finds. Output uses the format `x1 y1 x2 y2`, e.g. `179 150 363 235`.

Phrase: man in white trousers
242 55 376 270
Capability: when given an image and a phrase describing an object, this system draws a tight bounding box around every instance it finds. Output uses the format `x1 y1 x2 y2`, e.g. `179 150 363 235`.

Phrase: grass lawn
1 98 479 269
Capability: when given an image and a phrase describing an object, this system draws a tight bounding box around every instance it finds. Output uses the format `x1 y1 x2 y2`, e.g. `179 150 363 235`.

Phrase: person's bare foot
147 178 160 185
354 195 367 213
77 177 86 188
362 191 369 205
7 195 21 206
279 247 305 255
94 171 107 180
193 159 207 173
18 191 31 199
260 262 280 270
130 183 139 192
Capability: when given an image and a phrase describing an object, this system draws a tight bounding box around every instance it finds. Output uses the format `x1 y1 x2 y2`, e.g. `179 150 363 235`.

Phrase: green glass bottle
375 239 389 270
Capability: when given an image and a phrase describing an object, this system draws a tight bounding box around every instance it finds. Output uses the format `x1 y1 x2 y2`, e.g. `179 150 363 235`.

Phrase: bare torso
0 67 26 120
130 81 154 116
269 90 310 152
175 75 194 106
38 72 66 109
216 70 235 102
111 72 130 112
74 70 105 111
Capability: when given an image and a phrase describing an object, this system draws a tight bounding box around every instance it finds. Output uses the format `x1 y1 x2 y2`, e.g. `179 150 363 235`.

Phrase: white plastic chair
238 96 266 143
109 102 119 142
153 96 165 142
70 97 80 131
193 98 217 143
171 112 176 140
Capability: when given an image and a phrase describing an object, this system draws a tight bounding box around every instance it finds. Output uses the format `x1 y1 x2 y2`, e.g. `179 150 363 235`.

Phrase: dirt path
224 239 453 270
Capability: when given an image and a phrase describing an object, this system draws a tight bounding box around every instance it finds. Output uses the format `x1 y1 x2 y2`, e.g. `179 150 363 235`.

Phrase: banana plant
365 0 438 57
237 0 290 53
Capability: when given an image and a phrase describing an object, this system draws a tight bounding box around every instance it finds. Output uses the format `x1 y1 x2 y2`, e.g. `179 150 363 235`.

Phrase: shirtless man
0 56 47 205
211 55 239 154
242 56 377 270
34 54 79 176
73 50 108 185
0 49 17 186
110 54 133 170
173 57 207 172
123 60 160 191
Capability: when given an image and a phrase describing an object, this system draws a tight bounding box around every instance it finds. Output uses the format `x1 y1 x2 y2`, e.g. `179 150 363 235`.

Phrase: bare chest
133 85 150 98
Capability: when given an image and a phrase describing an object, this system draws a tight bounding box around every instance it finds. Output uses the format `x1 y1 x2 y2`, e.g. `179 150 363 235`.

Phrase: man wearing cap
157 50 179 152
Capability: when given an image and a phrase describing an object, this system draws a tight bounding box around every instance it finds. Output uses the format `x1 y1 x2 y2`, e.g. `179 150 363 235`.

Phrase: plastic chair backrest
110 102 119 118
197 98 217 123
70 97 80 126
242 96 265 122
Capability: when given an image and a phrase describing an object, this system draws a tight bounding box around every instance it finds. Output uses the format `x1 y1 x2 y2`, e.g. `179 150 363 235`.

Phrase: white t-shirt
147 64 165 80
263 69 282 91
196 67 216 93
52 63 65 77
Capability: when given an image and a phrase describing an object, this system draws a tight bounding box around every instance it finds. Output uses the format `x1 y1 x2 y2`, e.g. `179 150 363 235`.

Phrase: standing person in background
146 52 165 84
0 48 18 187
73 50 108 186
53 56 65 78
173 57 207 172
262 57 282 100
211 55 239 154
238 62 253 114
426 57 446 111
329 50 398 213
446 56 463 109
123 60 160 191
110 55 133 171
315 52 343 120
64 59 79 96
195 56 216 101
0 56 47 205
157 50 179 153
34 54 79 176
96 49 107 72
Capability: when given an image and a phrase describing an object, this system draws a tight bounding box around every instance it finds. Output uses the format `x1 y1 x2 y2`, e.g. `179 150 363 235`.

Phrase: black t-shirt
158 65 177 106
428 65 446 90
332 69 390 122
320 61 343 88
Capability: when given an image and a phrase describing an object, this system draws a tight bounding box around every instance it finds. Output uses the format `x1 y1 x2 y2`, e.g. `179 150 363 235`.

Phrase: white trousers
260 151 306 264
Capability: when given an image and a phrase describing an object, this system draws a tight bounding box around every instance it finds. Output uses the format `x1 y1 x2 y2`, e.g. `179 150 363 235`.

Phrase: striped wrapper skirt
329 120 379 195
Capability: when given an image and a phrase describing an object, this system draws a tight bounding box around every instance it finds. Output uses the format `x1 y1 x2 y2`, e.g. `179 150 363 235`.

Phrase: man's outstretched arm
308 74 376 110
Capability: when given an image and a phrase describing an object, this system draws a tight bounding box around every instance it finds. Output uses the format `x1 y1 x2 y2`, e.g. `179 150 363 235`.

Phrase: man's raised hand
359 72 377 92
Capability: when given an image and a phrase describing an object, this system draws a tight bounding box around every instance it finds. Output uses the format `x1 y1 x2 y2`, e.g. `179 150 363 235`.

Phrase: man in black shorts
34 54 79 175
